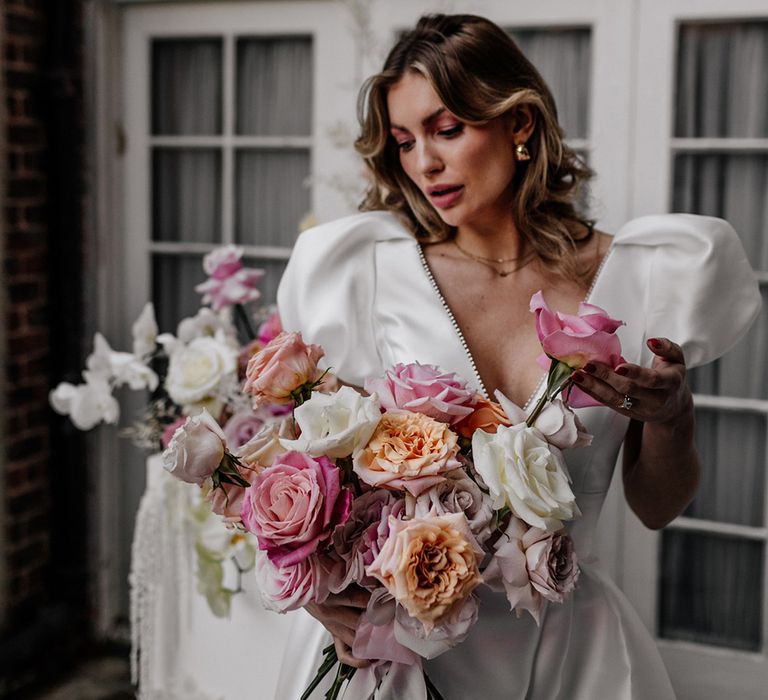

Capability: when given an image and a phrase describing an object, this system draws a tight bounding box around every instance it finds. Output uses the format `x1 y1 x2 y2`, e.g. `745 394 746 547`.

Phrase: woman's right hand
304 586 372 668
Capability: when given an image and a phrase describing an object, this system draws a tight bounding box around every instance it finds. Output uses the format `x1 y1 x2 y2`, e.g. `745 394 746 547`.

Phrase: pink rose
243 331 324 407
530 291 625 408
352 411 461 497
257 310 283 345
366 512 483 633
326 491 405 593
484 516 579 625
253 550 329 613
161 409 226 484
365 363 475 424
195 245 264 311
222 408 269 450
241 450 352 567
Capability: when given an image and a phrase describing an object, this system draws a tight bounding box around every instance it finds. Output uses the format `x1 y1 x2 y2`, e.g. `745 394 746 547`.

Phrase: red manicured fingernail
648 338 662 350
616 366 628 376
583 363 596 374
572 373 585 384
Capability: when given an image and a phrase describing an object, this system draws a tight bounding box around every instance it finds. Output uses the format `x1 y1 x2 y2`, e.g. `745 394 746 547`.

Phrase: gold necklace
452 239 531 277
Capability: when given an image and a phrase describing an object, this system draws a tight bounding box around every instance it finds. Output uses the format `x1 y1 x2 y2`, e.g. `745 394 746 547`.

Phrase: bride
275 13 761 699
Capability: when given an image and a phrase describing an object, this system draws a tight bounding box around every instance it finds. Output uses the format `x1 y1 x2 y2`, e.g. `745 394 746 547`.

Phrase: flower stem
526 359 573 428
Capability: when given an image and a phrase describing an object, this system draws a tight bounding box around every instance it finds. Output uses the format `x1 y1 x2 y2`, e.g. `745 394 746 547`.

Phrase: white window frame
622 1 768 698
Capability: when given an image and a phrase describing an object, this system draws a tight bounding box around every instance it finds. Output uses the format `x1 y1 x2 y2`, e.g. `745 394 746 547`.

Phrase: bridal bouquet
159 291 625 699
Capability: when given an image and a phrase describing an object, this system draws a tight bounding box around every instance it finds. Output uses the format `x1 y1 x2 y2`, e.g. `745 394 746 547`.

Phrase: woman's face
386 72 524 232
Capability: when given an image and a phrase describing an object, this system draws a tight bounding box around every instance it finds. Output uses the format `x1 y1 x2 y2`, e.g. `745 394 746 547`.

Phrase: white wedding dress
270 211 761 700
130 210 760 700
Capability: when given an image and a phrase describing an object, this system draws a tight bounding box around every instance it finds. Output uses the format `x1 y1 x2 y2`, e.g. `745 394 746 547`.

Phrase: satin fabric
274 211 761 700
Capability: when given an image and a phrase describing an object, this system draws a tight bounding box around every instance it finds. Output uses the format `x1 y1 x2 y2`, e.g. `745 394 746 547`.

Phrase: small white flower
132 302 158 359
280 386 382 458
165 333 238 406
86 333 158 391
472 423 580 531
49 371 120 430
176 307 236 344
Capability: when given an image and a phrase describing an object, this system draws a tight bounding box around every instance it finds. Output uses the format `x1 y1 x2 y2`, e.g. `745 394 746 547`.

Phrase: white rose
162 409 227 484
472 423 580 531
165 334 237 405
280 386 382 458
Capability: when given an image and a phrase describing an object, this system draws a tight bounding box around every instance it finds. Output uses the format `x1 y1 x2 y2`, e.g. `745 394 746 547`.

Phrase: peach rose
453 396 512 438
366 512 482 633
353 411 461 496
243 331 324 407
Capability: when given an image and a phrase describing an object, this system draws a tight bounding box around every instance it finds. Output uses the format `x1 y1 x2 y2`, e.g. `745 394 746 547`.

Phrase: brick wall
1 0 88 691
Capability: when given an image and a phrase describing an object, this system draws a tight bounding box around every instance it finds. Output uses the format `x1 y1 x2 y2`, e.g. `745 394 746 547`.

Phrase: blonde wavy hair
355 13 595 283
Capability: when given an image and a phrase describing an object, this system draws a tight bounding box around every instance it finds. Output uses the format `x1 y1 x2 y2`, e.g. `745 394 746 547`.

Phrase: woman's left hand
571 336 693 424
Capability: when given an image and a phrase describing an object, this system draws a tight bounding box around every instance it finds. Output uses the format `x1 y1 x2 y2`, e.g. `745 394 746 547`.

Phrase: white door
622 1 768 698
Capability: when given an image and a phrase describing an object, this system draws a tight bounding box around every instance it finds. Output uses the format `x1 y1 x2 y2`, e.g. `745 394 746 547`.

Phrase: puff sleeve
277 212 409 386
615 214 762 368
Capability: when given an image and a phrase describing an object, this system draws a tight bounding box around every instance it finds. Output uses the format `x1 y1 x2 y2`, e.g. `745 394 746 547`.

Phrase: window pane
235 149 310 247
152 254 206 333
659 530 763 651
689 285 768 400
236 37 312 135
152 39 222 135
510 28 591 140
153 149 222 243
684 410 766 526
244 257 288 307
672 153 768 270
676 23 768 138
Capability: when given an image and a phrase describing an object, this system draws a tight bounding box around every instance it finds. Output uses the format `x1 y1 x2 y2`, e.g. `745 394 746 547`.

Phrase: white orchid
86 332 158 391
132 302 159 359
49 370 120 430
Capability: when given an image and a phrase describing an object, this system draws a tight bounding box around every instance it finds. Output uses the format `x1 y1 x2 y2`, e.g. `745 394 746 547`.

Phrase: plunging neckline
416 241 616 411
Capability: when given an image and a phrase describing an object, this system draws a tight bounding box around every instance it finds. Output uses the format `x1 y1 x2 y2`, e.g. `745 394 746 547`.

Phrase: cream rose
280 386 382 458
162 409 227 484
366 512 482 633
165 334 237 406
353 411 460 496
472 423 580 531
237 418 294 470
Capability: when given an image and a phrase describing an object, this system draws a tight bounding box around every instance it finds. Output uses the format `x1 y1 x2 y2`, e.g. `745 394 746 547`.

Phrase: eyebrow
390 107 447 132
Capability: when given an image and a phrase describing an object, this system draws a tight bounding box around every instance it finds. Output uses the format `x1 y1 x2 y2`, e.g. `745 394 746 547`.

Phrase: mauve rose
195 245 264 311
241 450 352 567
394 592 479 659
530 291 625 408
484 516 579 624
365 363 475 425
405 469 494 544
326 491 405 593
495 391 592 451
353 411 461 497
453 396 511 438
162 409 226 484
253 549 329 613
243 331 324 407
223 408 268 450
352 588 420 665
366 512 483 633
